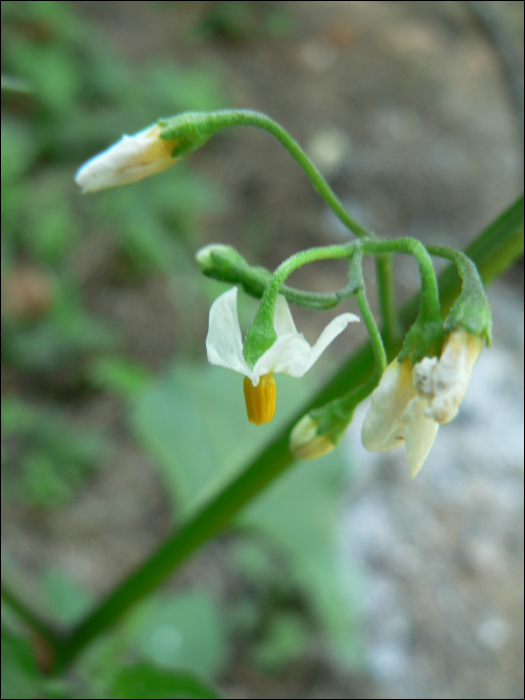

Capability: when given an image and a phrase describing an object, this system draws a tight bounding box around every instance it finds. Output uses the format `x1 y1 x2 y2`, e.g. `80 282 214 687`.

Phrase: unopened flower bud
75 124 179 193
289 415 336 460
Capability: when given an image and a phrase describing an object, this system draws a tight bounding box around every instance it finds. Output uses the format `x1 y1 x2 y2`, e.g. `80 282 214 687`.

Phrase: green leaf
136 590 227 677
111 662 224 699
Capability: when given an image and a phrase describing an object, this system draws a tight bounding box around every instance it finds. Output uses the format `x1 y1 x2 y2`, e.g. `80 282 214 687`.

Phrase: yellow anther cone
243 373 276 425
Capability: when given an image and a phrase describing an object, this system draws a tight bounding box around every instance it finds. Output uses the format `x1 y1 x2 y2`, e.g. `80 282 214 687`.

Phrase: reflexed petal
253 311 359 382
206 287 252 378
273 294 298 337
361 358 417 452
252 332 311 383
304 313 359 372
402 397 439 478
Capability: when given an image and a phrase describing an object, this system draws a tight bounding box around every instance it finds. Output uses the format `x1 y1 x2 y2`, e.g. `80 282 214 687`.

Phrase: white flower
75 125 179 193
361 328 483 477
206 287 359 424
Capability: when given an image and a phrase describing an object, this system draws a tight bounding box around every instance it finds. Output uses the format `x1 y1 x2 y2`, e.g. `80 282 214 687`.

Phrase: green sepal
196 244 271 302
310 400 355 447
397 318 444 364
242 302 277 369
443 257 492 345
158 112 214 158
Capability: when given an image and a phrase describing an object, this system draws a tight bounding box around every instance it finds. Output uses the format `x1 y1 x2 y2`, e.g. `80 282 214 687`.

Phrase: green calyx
397 318 444 364
443 254 492 345
158 112 215 158
242 299 277 369
426 245 492 346
196 244 253 281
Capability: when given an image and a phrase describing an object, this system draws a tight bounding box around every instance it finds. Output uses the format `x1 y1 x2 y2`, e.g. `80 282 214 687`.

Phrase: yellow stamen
243 373 276 425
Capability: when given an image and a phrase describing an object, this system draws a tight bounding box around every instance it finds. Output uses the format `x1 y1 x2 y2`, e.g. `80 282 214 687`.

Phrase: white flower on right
361 328 484 477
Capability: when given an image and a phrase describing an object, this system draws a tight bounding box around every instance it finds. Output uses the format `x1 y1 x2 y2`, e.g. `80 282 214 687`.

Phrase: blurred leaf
3 281 118 371
1 119 37 185
111 662 224 699
5 39 81 115
144 62 227 114
1 73 33 94
1 397 38 434
1 397 110 507
1 625 40 700
22 172 78 263
136 590 227 677
22 449 75 506
87 356 153 400
41 566 93 625
230 539 276 586
131 363 307 514
250 612 310 672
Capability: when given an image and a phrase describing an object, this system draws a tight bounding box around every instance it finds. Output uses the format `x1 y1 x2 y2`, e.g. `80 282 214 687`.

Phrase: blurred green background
2 2 523 699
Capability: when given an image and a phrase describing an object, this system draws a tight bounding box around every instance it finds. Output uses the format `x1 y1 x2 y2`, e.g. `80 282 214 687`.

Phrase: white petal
304 313 360 373
402 397 439 478
206 287 252 378
75 125 177 193
273 295 298 337
253 311 359 382
421 329 483 424
252 332 311 383
361 358 416 452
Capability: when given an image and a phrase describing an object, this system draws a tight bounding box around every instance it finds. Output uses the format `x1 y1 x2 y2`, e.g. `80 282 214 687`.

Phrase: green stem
362 237 441 325
426 244 488 298
375 254 399 349
347 252 386 381
168 110 374 240
355 288 386 381
243 243 356 365
308 256 387 444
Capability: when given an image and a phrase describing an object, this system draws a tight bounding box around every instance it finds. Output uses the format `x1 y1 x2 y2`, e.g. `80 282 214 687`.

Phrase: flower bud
290 415 336 460
75 124 179 193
